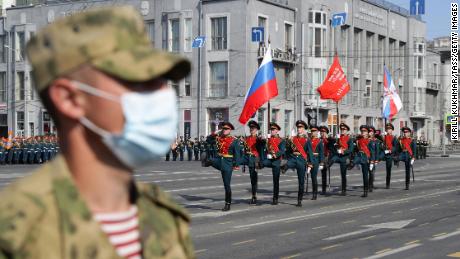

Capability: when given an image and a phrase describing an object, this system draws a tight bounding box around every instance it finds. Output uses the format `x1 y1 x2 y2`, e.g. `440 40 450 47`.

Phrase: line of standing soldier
0 136 59 165
202 120 417 211
165 136 208 162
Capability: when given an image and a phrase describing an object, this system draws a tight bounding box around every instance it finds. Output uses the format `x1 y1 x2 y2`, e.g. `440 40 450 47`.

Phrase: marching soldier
319 126 334 195
186 137 193 161
399 127 417 190
240 120 265 205
193 138 200 161
368 126 380 192
178 136 185 161
352 125 376 197
383 123 399 189
306 125 325 201
199 136 207 159
281 120 308 207
328 123 354 196
202 122 241 211
262 122 286 205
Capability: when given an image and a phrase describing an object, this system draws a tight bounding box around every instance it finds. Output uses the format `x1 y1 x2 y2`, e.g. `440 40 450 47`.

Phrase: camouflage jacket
0 156 195 259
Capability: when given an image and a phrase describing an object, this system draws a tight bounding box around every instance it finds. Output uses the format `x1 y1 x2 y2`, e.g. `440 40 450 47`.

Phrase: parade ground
1 155 459 259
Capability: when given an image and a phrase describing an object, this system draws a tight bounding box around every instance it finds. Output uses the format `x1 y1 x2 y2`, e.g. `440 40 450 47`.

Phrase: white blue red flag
239 45 278 124
382 65 403 120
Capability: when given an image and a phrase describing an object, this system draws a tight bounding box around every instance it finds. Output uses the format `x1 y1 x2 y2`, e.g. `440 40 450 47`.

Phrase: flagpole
334 48 340 135
267 37 271 135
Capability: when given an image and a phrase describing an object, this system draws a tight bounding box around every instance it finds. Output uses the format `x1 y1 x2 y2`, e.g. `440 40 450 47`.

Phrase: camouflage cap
26 6 191 92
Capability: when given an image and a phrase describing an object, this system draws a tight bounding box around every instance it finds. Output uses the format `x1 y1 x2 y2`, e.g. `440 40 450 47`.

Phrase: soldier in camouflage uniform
0 6 195 259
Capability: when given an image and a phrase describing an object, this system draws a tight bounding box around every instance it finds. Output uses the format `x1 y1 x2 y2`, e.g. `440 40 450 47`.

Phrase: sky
387 0 455 39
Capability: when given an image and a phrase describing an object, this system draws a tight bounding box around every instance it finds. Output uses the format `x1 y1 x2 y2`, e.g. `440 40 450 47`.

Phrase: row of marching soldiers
202 120 417 212
0 135 60 165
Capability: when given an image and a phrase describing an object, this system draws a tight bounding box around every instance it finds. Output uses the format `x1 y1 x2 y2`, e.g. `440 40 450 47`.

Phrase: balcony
208 87 228 99
410 111 428 119
426 82 440 91
258 46 297 64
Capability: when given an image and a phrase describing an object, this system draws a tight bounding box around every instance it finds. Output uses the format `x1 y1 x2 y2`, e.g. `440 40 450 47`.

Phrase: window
258 108 265 133
399 42 406 80
389 39 396 72
271 109 279 123
315 28 321 57
211 17 227 50
184 110 192 139
16 72 25 101
171 81 179 96
366 32 373 73
185 74 191 96
29 72 36 100
17 111 24 136
169 19 180 52
433 63 438 84
340 27 348 70
43 111 51 134
16 32 25 61
353 29 361 69
366 117 373 126
285 23 292 51
285 68 293 100
315 12 321 24
209 61 228 98
308 12 313 23
258 16 267 42
208 108 229 133
0 36 5 63
417 56 423 79
0 72 5 102
353 116 361 134
378 35 385 73
184 18 192 52
145 20 155 47
284 110 292 136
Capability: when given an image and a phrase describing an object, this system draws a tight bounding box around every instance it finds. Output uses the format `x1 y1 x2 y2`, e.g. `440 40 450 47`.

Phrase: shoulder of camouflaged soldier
0 164 54 252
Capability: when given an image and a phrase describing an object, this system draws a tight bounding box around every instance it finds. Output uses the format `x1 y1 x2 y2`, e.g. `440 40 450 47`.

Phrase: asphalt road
0 156 459 259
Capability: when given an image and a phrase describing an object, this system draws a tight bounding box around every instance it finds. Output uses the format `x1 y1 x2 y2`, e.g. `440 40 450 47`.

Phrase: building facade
0 0 444 145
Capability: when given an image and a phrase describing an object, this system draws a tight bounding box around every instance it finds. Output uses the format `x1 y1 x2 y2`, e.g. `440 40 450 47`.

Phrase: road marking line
390 229 403 234
419 222 430 227
312 225 327 230
281 253 301 259
233 188 460 229
371 215 382 218
439 218 449 222
432 203 439 206
195 228 249 238
343 220 356 224
376 248 392 254
405 240 420 245
321 244 342 250
430 230 460 241
232 239 256 246
195 249 207 253
392 211 402 214
410 207 421 211
218 221 232 225
447 200 455 203
279 231 296 236
362 244 422 259
359 235 376 240
433 232 448 238
448 252 460 258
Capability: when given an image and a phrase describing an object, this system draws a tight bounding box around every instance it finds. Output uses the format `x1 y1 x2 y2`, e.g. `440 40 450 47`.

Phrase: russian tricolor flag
382 65 403 120
239 46 278 124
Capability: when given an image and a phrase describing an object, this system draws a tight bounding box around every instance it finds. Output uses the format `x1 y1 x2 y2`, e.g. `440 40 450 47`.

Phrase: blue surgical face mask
73 81 178 169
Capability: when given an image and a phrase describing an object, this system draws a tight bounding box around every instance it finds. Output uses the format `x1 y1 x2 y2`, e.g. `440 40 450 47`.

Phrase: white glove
384 150 390 154
411 159 415 165
307 167 312 174
369 164 374 170
338 149 343 154
319 165 324 170
336 134 341 139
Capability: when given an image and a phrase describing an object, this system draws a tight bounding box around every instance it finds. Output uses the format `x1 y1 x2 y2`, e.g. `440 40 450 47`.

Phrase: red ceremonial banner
317 55 350 103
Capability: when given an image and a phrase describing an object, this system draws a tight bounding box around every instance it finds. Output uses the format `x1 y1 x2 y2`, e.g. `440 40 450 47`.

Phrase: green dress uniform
262 133 286 205
283 134 308 206
383 133 399 188
329 125 354 195
0 156 195 259
240 133 265 204
193 139 200 161
368 136 379 192
352 131 376 197
209 132 241 211
398 130 417 190
306 136 325 201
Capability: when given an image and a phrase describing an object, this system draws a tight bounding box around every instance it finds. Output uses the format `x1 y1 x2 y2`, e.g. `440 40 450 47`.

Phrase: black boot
311 192 317 200
386 184 390 189
341 187 347 196
296 192 303 207
222 192 231 211
405 183 409 190
272 195 278 205
361 190 368 197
